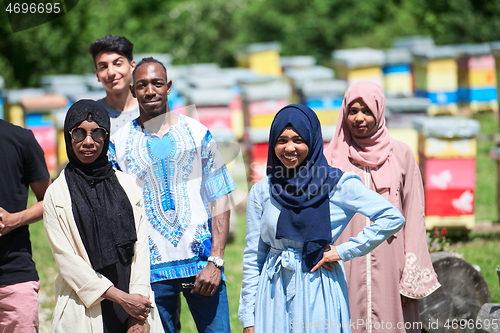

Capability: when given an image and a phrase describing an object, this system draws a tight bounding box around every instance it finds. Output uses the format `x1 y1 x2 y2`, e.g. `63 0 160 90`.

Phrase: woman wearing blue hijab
238 104 406 333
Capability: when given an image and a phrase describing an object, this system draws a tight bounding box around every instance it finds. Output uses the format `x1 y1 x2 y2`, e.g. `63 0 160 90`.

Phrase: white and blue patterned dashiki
109 114 235 282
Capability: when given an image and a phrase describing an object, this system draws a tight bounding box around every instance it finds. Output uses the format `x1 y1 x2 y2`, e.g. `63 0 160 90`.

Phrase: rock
419 252 491 333
475 303 500 333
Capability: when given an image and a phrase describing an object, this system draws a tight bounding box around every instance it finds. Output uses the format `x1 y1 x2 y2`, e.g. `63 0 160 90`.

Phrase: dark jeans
151 277 230 333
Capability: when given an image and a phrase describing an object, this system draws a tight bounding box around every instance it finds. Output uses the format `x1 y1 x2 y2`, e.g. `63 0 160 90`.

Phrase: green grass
473 112 500 222
450 234 500 304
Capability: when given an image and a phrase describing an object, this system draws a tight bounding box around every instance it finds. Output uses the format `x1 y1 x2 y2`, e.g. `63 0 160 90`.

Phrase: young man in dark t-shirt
0 119 51 332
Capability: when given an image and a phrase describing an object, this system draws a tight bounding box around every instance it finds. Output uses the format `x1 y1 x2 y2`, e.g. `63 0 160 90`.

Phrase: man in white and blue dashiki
108 57 235 333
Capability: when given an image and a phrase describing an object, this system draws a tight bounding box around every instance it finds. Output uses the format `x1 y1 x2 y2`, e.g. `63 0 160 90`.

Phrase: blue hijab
267 104 344 272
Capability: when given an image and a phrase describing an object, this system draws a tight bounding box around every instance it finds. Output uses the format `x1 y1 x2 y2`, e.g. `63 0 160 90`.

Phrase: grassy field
474 112 500 222
31 112 500 332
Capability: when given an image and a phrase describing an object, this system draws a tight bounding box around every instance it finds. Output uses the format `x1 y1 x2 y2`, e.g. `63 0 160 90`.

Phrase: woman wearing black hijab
238 104 406 333
43 100 162 333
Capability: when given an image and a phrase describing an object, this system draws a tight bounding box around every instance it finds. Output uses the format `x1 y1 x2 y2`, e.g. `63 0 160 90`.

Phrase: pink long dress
325 81 440 333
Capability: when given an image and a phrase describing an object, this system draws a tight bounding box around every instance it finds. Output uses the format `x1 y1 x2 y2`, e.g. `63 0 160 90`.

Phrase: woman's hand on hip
310 245 340 272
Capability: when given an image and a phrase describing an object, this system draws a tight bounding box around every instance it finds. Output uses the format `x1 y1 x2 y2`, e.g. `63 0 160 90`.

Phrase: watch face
209 256 224 267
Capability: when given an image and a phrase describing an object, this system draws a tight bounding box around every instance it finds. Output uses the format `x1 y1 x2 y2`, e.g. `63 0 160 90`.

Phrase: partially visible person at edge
238 104 406 333
108 57 235 333
43 100 163 333
89 35 139 133
324 81 441 333
0 119 51 333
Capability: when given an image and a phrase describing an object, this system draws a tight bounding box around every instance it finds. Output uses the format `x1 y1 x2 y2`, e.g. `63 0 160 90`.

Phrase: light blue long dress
239 172 405 333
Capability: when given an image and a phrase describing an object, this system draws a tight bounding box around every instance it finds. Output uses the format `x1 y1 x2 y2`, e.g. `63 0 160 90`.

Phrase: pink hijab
325 81 399 204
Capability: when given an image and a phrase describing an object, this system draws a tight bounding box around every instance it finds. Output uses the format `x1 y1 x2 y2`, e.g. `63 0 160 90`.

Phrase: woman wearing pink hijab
324 81 440 333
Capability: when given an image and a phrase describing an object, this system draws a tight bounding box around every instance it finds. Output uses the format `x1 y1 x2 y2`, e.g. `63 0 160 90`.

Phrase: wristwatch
208 256 225 269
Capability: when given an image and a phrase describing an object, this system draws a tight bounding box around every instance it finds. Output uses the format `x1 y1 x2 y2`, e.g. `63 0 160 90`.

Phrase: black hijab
64 99 137 271
267 104 343 272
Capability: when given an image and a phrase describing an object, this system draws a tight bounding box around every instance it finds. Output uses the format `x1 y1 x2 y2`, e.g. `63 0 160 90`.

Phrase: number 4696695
444 318 498 330
5 2 61 14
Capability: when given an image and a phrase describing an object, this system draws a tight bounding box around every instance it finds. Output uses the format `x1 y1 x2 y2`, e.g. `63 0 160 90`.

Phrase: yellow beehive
413 50 458 92
458 68 497 87
389 128 419 162
384 73 413 97
6 104 25 127
57 130 68 167
333 48 385 88
249 113 275 128
418 134 477 159
315 109 340 127
236 42 282 76
425 215 475 230
414 63 458 91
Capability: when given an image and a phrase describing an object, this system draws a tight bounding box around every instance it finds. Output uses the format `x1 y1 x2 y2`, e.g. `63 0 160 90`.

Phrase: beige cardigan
43 170 163 333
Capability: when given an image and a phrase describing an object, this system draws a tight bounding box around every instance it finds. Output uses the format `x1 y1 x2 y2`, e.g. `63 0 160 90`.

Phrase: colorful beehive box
388 128 419 163
239 76 291 185
3 88 46 127
392 36 435 98
18 93 68 176
413 116 480 230
184 69 245 142
239 77 291 131
223 67 260 141
412 46 459 116
229 93 244 141
424 215 475 230
299 79 346 128
235 42 282 76
456 43 498 115
385 97 430 129
332 48 385 88
423 158 476 216
383 48 414 98
385 97 431 163
285 64 334 105
246 128 337 185
184 86 235 142
247 142 269 185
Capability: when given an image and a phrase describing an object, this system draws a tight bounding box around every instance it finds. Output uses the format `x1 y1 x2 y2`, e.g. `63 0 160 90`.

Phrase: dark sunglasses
70 127 108 143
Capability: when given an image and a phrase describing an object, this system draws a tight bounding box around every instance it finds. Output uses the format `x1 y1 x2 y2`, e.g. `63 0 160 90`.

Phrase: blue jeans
151 277 230 333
